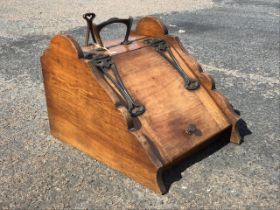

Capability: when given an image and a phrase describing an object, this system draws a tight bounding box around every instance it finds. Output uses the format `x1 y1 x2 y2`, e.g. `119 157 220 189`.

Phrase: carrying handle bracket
83 13 97 46
95 16 133 47
83 12 133 47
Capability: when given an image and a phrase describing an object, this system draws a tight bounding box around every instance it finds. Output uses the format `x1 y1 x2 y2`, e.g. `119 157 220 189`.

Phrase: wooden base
41 16 240 194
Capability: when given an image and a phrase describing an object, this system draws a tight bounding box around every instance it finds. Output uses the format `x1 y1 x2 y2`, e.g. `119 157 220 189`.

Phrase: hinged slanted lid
88 37 232 164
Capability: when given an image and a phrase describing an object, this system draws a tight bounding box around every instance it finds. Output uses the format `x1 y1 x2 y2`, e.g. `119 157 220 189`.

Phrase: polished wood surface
134 16 168 36
41 35 166 193
41 16 240 194
114 47 231 163
165 36 241 144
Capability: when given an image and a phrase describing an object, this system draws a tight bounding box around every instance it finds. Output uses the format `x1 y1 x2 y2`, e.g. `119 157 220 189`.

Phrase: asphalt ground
0 0 279 209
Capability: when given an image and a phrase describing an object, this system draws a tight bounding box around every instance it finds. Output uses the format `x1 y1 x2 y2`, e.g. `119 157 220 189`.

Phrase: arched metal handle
94 16 133 47
83 13 133 47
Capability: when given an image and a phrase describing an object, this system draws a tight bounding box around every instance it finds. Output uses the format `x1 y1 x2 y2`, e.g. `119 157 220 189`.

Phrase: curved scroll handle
95 16 133 47
83 13 97 46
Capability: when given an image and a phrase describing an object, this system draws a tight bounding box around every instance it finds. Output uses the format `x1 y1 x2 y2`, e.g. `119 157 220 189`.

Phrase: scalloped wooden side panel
134 16 168 36
41 35 167 194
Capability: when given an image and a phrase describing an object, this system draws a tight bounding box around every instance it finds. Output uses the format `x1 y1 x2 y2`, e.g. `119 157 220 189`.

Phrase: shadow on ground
163 115 252 192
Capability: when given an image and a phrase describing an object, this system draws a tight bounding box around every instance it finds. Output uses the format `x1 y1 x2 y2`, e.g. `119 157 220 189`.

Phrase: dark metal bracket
95 16 133 47
83 12 133 48
91 53 145 117
83 13 97 46
144 38 200 90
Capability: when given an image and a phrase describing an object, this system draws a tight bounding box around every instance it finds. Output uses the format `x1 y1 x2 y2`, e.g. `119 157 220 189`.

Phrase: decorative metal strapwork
92 53 145 117
144 38 200 90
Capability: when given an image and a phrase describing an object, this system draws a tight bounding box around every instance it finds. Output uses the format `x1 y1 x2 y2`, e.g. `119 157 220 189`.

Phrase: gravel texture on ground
0 0 279 209
0 0 213 38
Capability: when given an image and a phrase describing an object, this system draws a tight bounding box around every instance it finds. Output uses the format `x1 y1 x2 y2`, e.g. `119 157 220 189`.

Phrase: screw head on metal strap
185 124 197 136
130 104 145 117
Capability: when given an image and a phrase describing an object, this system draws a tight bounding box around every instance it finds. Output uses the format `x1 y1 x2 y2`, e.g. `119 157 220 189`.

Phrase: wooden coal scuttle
41 13 241 194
